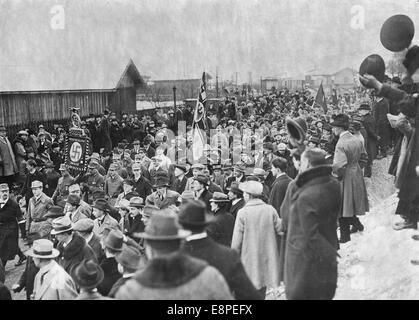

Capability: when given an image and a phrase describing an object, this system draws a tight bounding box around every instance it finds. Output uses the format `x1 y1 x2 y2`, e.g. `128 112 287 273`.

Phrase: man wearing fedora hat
0 125 18 188
73 218 105 263
109 244 143 298
120 197 145 240
227 182 245 219
172 164 188 194
268 157 292 216
116 211 233 300
281 148 341 300
26 180 53 236
98 229 124 296
114 179 140 208
72 260 114 300
179 200 261 300
92 198 121 239
231 180 282 298
28 239 77 300
207 192 235 247
331 114 369 243
146 172 180 210
52 216 97 277
64 194 90 223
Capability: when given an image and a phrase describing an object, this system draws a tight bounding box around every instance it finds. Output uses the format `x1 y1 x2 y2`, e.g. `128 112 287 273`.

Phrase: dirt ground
4 238 29 300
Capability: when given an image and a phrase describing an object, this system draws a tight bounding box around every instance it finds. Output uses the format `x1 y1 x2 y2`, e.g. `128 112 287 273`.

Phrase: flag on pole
192 72 207 161
315 82 328 113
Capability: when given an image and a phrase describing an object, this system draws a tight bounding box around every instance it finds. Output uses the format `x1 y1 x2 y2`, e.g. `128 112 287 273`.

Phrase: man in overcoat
331 114 369 243
0 126 18 187
283 148 341 300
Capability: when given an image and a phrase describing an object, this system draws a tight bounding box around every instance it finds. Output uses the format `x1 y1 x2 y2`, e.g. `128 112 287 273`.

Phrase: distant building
305 67 357 95
0 59 146 127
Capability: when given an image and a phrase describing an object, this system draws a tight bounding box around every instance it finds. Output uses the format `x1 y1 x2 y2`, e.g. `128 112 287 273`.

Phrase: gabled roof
0 59 145 93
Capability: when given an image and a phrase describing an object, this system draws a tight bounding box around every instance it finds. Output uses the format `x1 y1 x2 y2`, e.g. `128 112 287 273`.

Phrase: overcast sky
1 0 418 85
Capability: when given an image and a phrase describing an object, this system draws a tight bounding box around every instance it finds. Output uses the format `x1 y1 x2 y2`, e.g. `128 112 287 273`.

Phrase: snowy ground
267 156 419 300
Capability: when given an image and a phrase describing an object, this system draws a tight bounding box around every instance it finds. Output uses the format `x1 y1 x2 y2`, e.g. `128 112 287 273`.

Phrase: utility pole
260 76 263 94
216 66 219 98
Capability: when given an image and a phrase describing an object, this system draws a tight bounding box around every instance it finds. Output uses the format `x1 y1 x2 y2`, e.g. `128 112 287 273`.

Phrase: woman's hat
50 216 73 235
134 211 191 240
72 260 104 290
26 239 60 259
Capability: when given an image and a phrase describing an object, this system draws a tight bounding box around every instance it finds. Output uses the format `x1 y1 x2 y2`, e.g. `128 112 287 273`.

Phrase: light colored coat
0 136 18 177
27 193 53 233
32 260 77 300
231 198 282 289
332 132 369 217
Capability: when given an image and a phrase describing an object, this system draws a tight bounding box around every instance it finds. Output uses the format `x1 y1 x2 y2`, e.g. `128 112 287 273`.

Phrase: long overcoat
0 198 20 262
283 165 341 300
0 136 18 177
332 132 369 217
231 198 282 290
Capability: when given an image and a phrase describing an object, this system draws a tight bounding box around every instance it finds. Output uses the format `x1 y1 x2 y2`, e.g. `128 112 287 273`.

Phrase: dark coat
197 189 213 211
268 174 292 215
99 118 112 152
121 213 145 238
75 291 114 300
44 169 60 198
0 199 20 262
57 233 97 276
283 165 341 300
373 98 391 147
206 206 235 247
182 236 262 300
98 257 122 297
362 114 378 160
172 176 187 194
0 283 11 300
229 198 245 219
133 176 152 202
18 256 39 300
88 233 105 264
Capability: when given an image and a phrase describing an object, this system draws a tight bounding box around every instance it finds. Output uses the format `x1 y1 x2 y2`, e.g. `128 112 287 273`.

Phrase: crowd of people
0 75 416 300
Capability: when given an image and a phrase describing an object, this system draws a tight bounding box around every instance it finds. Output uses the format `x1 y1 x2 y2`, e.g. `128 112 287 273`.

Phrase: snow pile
336 156 419 300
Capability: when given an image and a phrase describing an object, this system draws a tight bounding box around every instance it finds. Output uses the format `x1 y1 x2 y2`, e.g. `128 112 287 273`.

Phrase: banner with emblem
65 130 89 172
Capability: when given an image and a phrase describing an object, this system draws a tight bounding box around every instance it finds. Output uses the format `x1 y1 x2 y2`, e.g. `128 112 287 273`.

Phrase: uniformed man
84 162 105 204
26 180 54 235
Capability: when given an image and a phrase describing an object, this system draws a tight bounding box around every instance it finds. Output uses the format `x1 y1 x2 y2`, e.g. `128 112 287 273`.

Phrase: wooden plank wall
0 91 111 126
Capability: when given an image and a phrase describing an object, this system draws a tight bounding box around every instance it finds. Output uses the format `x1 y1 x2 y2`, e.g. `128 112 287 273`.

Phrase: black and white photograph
0 0 419 305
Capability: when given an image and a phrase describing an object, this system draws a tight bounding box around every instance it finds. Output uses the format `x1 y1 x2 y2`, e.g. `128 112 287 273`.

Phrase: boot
350 217 364 233
393 220 417 231
339 218 351 243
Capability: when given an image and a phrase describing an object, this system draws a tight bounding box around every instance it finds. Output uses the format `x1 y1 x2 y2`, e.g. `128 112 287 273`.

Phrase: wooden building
0 59 146 127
